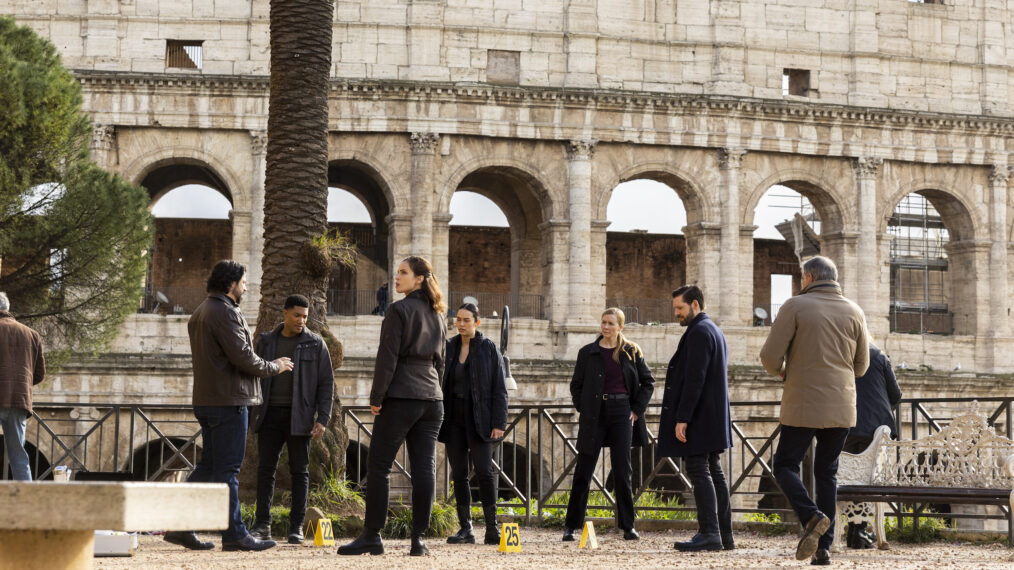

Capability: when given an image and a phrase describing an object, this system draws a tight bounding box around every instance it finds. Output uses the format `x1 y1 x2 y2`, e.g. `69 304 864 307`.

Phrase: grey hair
801 256 838 282
0 292 8 312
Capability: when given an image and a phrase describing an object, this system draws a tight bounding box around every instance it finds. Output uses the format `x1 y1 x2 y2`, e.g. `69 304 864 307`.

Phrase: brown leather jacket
188 293 279 406
0 312 46 413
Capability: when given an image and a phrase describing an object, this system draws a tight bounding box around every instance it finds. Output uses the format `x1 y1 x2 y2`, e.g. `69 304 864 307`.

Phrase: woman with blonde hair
338 256 447 557
562 308 655 542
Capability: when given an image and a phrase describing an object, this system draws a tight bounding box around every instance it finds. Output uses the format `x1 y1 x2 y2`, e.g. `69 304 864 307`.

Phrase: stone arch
593 162 712 226
437 156 557 222
880 181 980 242
326 148 409 213
744 170 851 234
121 146 249 212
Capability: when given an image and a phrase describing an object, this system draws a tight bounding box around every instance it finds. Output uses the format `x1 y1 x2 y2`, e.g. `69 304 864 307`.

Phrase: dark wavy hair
206 260 246 294
458 302 480 321
403 256 447 314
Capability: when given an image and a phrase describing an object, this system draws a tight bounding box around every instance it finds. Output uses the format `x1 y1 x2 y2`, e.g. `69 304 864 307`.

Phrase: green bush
308 474 364 516
885 510 948 543
381 499 458 539
240 504 292 537
743 512 790 536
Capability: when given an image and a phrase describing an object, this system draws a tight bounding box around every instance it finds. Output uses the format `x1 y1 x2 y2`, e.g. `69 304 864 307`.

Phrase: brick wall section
606 231 687 301
752 238 802 319
447 225 512 295
151 218 232 289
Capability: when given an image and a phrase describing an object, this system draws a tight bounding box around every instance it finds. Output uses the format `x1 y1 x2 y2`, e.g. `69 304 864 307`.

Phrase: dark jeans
188 405 249 542
365 398 443 535
773 424 849 550
565 399 635 531
255 406 311 530
685 451 732 536
445 396 497 510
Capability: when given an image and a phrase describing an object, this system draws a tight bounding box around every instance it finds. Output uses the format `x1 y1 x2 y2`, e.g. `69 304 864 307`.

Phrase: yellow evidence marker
498 522 521 553
311 518 335 546
578 521 598 549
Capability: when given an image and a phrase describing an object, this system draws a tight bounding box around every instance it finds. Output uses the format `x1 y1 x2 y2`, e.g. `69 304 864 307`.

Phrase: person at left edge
562 307 654 542
249 294 334 545
165 260 293 552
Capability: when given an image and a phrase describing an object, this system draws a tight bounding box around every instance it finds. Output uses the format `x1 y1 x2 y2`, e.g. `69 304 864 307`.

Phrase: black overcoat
437 331 509 444
571 337 655 455
852 345 902 440
657 312 733 458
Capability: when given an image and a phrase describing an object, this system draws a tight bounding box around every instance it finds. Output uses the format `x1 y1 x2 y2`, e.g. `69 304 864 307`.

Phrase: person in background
562 308 654 543
0 292 45 481
440 303 508 546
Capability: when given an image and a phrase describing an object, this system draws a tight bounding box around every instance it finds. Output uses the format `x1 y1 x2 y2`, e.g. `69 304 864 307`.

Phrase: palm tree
251 0 351 488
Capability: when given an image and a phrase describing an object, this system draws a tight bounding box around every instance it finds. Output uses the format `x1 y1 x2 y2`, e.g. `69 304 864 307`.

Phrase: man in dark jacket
0 292 45 481
658 285 733 552
843 342 901 549
166 260 293 553
249 295 334 545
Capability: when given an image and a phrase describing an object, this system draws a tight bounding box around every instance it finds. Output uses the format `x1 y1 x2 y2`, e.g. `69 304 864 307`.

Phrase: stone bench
834 410 1014 550
0 481 227 569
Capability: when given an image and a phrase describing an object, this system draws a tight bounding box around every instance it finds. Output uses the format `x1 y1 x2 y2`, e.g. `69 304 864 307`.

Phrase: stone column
386 212 413 301
683 222 722 311
409 132 439 260
540 219 571 325
988 164 1010 336
718 148 746 326
246 130 267 312
591 219 610 314
431 213 452 298
820 231 860 299
90 124 116 170
739 224 758 325
566 140 596 326
946 240 991 337
853 156 884 331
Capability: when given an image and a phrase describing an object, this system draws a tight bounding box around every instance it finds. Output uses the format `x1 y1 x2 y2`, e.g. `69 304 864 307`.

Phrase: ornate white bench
834 411 1014 550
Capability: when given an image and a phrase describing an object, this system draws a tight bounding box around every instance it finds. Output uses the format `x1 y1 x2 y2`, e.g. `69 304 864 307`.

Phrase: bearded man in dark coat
657 285 733 553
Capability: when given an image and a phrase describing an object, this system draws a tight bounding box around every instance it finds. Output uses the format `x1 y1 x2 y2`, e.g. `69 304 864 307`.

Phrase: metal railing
605 298 675 324
4 397 1010 533
446 291 544 319
140 286 207 315
326 289 384 316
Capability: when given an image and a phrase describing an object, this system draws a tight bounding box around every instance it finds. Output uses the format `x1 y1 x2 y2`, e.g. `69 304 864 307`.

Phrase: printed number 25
506 525 519 546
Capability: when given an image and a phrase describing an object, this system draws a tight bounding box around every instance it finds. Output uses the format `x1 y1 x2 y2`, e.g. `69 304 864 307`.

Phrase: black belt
602 393 629 400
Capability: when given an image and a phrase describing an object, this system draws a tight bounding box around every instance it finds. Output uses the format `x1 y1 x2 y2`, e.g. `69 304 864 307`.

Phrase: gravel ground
92 528 1014 569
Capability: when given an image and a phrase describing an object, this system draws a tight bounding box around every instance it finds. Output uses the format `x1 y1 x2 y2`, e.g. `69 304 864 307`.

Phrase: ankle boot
483 505 500 545
447 504 475 544
410 535 429 556
337 528 384 556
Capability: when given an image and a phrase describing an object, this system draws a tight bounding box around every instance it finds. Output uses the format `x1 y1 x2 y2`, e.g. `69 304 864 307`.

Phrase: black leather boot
410 535 429 556
337 528 384 556
483 505 500 545
447 504 475 544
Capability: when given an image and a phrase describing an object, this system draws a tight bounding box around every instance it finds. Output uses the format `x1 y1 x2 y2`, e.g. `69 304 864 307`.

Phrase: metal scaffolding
888 194 953 334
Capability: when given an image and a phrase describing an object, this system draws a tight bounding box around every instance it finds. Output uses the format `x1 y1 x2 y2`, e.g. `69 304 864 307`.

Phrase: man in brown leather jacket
164 260 293 553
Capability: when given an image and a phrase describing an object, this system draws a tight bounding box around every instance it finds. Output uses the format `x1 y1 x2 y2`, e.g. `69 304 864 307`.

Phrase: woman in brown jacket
338 256 447 557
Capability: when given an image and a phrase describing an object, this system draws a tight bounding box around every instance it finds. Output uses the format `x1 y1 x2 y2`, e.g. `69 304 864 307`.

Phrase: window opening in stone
752 186 818 326
604 179 688 325
888 193 951 335
166 40 203 70
782 69 810 96
326 186 385 316
146 184 232 314
449 191 509 227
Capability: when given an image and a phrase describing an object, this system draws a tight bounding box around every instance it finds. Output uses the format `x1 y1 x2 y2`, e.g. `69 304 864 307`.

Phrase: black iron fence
605 298 674 324
139 286 207 315
446 291 544 319
4 397 1011 532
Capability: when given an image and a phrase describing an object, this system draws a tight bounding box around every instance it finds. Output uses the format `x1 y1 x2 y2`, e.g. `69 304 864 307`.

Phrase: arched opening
447 167 548 319
327 161 392 316
344 440 370 490
125 438 201 482
142 160 235 315
604 179 688 324
751 185 828 325
887 191 970 335
493 442 548 501
1 440 51 481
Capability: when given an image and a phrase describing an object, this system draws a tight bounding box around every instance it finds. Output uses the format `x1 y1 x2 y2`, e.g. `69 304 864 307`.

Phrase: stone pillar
386 212 413 301
683 222 722 311
431 212 452 299
540 219 571 325
246 130 267 312
409 132 439 261
820 232 860 300
853 156 885 331
718 148 746 326
946 240 991 338
591 219 610 314
739 224 758 326
90 124 116 170
566 140 596 326
988 164 1010 336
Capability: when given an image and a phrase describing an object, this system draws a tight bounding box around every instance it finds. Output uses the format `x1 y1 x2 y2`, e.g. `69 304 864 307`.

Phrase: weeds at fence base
885 510 947 543
743 512 790 536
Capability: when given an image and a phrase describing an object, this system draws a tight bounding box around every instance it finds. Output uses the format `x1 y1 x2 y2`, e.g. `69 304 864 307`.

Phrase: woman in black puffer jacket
439 303 509 546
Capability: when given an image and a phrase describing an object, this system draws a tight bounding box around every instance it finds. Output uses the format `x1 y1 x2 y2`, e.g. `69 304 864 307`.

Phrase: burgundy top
600 344 627 394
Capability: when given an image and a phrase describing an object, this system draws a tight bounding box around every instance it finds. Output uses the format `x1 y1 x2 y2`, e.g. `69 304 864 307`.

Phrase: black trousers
255 406 311 530
364 398 443 535
685 451 732 536
565 399 635 531
445 396 497 510
773 425 849 551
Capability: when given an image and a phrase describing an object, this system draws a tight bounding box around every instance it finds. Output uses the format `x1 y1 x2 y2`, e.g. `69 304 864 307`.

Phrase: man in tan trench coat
760 256 869 566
